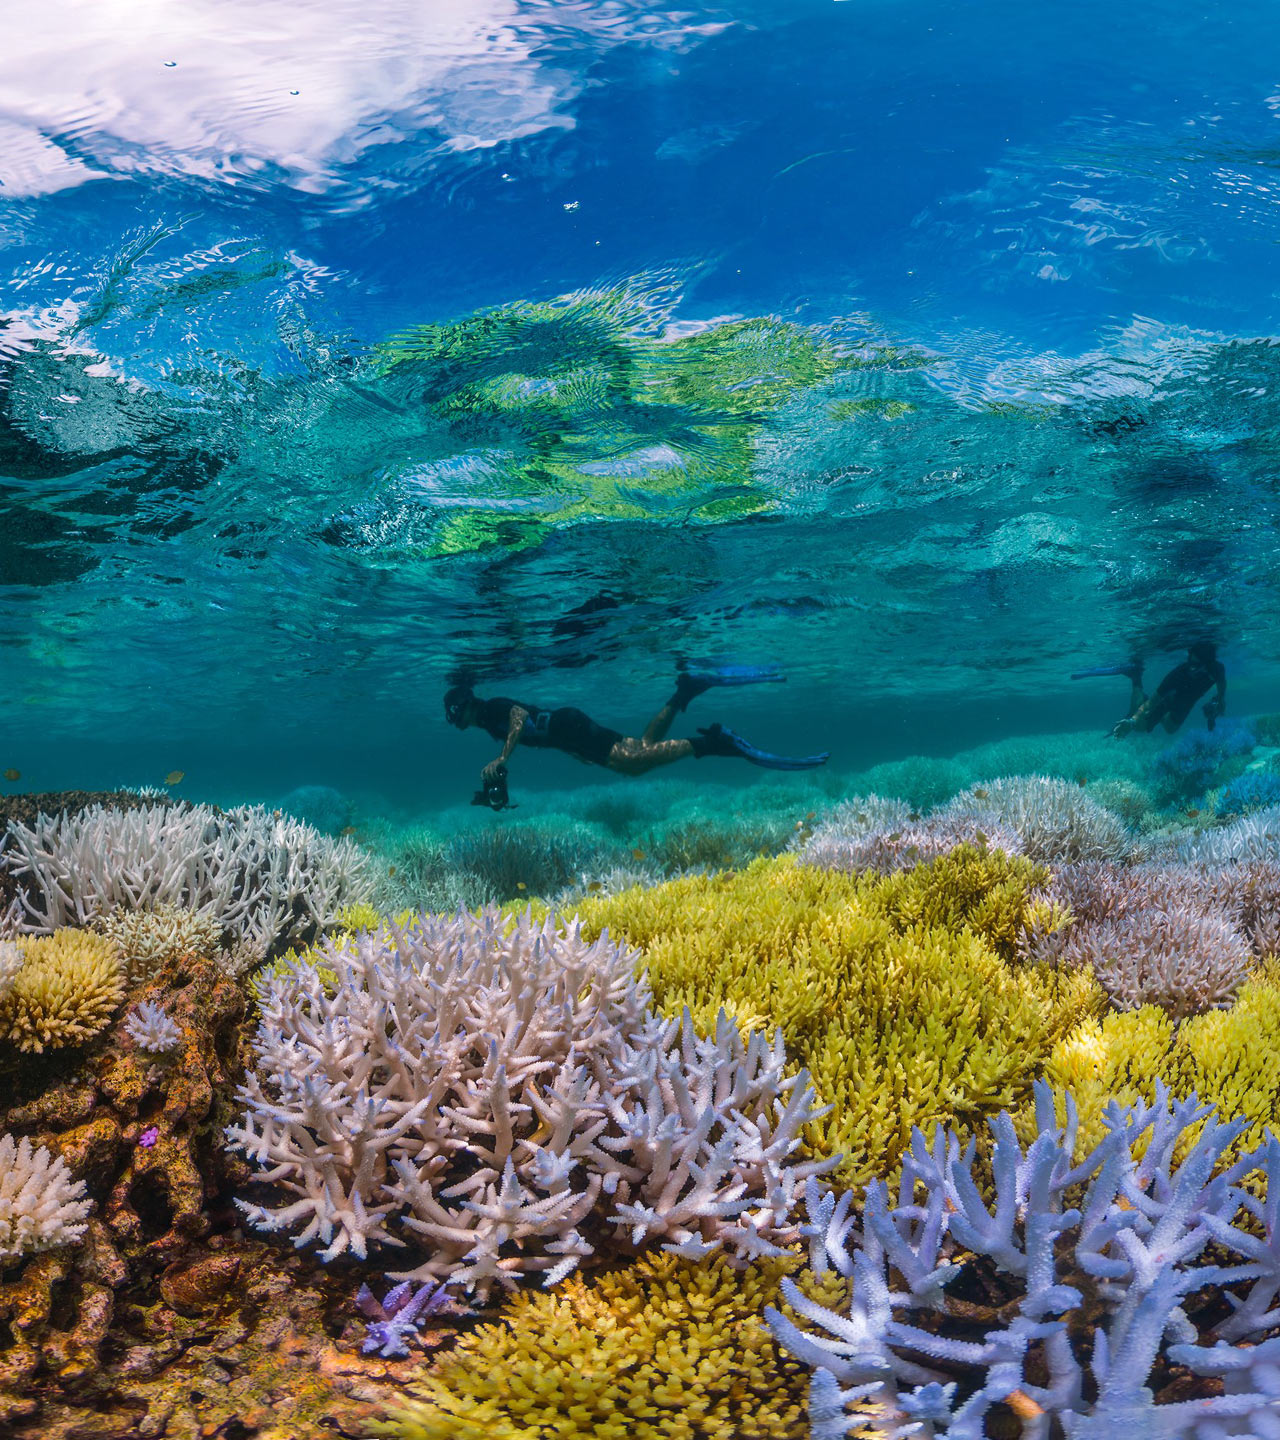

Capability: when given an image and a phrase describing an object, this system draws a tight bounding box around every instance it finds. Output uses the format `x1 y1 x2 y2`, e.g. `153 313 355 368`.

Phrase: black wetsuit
1135 658 1226 733
473 697 624 767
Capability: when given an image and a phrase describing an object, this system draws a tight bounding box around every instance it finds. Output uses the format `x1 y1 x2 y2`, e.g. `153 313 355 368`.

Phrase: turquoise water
3 0 1280 813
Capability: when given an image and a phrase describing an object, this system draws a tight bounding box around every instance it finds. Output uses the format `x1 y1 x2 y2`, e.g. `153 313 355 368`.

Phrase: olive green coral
377 1251 848 1440
0 929 124 1053
571 851 1102 1185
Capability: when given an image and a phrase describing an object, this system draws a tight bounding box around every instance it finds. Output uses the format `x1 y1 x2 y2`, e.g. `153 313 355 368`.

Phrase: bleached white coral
0 941 21 1002
1170 805 1280 864
799 793 1023 875
1 802 374 949
0 1133 92 1264
227 909 828 1296
124 1000 181 1053
936 774 1139 865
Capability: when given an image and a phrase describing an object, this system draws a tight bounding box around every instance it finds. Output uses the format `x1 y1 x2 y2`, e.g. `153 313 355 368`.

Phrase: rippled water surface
3 0 1280 801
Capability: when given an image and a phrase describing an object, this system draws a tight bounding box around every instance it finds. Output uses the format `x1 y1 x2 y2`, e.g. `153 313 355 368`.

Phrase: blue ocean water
2 0 1280 812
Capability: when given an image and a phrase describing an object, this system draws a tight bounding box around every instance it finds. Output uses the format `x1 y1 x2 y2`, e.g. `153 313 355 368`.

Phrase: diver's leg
641 700 680 745
607 737 695 776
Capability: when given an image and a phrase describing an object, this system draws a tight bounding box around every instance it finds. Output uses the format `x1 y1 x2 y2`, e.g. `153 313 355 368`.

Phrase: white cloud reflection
0 0 733 202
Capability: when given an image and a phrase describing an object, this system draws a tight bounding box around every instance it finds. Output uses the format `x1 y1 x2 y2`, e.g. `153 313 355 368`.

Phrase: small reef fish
341 826 358 837
631 848 646 861
2 769 18 782
164 770 184 786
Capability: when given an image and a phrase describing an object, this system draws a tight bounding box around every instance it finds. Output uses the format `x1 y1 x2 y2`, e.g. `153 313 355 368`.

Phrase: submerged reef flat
2 729 1280 1437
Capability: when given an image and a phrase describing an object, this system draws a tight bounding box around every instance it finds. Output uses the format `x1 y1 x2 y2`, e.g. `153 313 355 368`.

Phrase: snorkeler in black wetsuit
444 667 829 804
1073 642 1227 738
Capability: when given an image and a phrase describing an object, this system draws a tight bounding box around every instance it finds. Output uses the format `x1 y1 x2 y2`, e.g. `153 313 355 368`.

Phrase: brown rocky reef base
0 932 455 1438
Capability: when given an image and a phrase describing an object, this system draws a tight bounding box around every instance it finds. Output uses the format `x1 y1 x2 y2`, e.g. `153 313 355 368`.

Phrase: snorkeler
444 667 829 807
1072 642 1227 738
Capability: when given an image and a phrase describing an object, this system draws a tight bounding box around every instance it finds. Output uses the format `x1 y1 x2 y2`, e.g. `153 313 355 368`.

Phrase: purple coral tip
138 1126 160 1149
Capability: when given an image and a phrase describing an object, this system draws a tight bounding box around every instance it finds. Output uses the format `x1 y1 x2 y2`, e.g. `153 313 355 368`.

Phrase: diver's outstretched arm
483 706 528 782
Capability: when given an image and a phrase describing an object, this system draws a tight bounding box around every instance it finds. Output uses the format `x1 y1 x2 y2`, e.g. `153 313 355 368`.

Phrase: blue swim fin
1071 663 1143 682
692 723 829 770
673 664 785 711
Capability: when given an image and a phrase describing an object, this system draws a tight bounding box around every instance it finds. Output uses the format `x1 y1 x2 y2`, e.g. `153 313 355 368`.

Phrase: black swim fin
691 723 828 770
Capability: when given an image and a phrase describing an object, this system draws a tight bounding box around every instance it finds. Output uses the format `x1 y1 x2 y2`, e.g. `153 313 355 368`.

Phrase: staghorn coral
442 818 625 903
572 855 1102 1187
0 1135 91 1265
122 1000 180 1054
227 909 828 1295
356 1279 462 1359
95 901 226 979
1170 805 1280 864
795 794 1027 877
1066 902 1255 1019
378 1250 851 1440
935 774 1139 865
0 929 124 1053
767 1084 1280 1438
1216 767 1280 819
1 802 374 951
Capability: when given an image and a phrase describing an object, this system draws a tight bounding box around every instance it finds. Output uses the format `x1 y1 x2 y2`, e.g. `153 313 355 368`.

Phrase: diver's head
444 684 476 729
1188 640 1218 665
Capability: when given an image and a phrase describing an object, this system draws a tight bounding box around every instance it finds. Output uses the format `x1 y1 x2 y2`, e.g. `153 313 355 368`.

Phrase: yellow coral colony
379 1252 849 1440
1030 962 1280 1164
571 851 1102 1185
0 929 125 1052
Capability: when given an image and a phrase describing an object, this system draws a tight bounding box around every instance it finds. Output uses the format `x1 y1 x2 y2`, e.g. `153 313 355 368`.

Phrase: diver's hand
1110 717 1134 739
482 759 506 784
1203 699 1222 731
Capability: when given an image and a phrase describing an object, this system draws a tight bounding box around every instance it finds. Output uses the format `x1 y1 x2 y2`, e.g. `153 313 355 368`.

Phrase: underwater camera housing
472 763 517 811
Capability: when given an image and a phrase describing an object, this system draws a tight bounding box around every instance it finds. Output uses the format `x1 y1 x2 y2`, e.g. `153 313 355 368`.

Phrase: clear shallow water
3 0 1280 805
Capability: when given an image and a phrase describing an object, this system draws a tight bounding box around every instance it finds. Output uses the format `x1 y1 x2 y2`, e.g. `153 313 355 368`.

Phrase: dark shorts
538 707 624 766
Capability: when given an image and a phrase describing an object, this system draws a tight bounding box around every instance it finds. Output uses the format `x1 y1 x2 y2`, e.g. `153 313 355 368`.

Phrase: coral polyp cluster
0 1134 91 1264
0 928 124 1052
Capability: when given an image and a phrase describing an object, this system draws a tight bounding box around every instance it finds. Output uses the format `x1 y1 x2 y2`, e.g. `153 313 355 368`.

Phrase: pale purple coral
354 1278 456 1358
124 1000 181 1053
767 1083 1280 1438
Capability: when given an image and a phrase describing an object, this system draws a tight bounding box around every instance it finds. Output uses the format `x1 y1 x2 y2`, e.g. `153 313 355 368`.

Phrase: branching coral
227 910 827 1295
1066 903 1255 1019
935 775 1139 865
571 855 1101 1187
442 819 625 903
0 1134 91 1264
797 795 1023 876
1 802 374 950
767 1084 1280 1438
378 1251 850 1440
1028 861 1264 1014
123 1001 181 1054
96 902 226 978
0 929 124 1052
1149 718 1256 804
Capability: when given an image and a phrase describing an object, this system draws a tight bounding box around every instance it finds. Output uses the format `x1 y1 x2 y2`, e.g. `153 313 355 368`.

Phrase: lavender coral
767 1084 1280 1438
226 909 827 1295
0 1134 92 1264
798 795 1022 876
935 774 1139 865
123 1000 181 1053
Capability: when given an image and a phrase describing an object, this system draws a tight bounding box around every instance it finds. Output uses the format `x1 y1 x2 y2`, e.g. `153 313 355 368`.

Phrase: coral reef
379 1251 850 1440
767 1084 1280 1438
1 802 374 951
277 784 355 836
228 910 827 1293
0 929 124 1053
571 854 1101 1186
0 1134 91 1263
798 795 1023 876
1216 767 1280 818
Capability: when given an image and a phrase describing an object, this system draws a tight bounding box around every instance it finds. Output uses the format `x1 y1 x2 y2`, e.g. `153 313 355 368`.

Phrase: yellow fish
2 769 18 782
341 826 357 837
164 770 184 786
516 882 527 891
631 848 646 862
